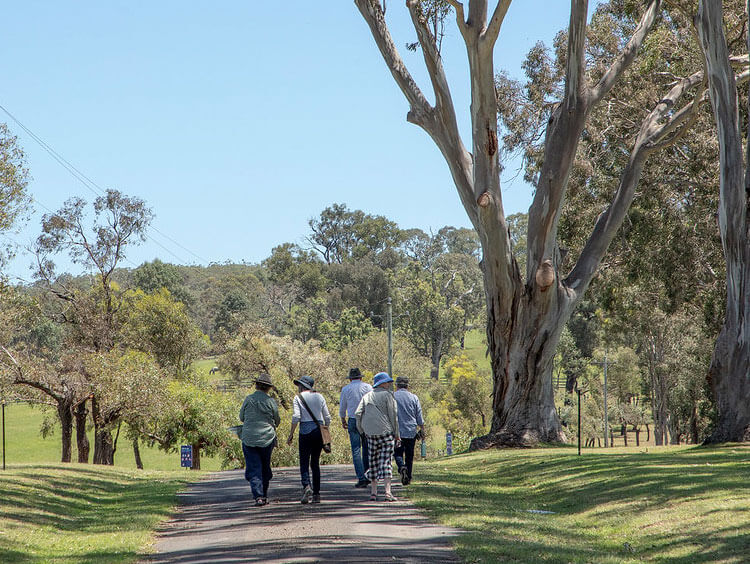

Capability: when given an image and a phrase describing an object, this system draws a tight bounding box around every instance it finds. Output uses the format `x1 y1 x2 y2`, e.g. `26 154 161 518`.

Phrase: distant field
1 402 223 471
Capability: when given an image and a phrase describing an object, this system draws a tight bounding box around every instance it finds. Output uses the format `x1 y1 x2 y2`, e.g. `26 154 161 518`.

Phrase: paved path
144 464 462 563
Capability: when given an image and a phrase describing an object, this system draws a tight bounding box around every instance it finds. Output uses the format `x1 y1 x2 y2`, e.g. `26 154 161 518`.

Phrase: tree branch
484 0 512 46
406 0 478 228
588 0 663 106
354 0 433 127
566 70 705 294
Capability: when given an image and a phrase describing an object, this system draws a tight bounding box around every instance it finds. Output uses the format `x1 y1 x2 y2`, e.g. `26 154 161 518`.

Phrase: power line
0 103 209 266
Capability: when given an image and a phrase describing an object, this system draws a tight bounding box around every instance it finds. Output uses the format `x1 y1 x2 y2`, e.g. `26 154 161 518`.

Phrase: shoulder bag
298 393 332 453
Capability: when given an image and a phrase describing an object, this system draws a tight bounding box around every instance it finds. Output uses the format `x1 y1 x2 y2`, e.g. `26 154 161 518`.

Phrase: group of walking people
238 367 423 507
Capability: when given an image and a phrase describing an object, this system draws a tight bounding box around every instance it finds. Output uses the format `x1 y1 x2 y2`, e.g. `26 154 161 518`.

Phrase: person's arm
321 397 331 426
239 398 246 423
339 389 348 428
287 421 298 445
354 395 366 434
389 395 400 442
272 399 281 427
415 396 424 426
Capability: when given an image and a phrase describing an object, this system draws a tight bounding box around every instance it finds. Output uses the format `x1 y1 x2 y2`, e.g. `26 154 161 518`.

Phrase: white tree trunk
355 0 686 446
696 0 750 443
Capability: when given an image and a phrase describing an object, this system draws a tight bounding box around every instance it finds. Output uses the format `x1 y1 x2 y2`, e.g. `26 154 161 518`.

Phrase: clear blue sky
1 1 583 281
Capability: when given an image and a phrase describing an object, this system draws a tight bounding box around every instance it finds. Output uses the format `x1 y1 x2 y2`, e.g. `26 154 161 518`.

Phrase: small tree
34 189 153 463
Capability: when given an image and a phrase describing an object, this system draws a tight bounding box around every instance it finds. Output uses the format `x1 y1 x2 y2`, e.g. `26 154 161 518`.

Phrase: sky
1 1 583 282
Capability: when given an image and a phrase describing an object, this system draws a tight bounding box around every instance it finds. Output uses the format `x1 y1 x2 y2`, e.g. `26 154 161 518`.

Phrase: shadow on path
143 464 462 563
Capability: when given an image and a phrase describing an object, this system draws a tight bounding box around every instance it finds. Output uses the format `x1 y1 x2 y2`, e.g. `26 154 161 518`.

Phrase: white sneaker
301 485 313 504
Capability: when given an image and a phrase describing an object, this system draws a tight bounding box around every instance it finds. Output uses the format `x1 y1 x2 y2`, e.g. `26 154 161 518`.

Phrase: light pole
593 351 613 447
2 399 6 470
386 297 393 377
577 386 588 456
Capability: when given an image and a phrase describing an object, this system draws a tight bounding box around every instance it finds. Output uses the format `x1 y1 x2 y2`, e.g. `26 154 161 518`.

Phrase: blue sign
180 445 193 468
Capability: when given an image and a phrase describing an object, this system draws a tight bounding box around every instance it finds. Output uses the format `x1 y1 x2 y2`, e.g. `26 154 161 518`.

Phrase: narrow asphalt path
144 464 462 564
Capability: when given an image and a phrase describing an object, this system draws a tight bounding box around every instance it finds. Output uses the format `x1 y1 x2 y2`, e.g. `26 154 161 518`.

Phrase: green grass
1 402 223 471
461 328 490 372
408 445 750 563
0 464 192 564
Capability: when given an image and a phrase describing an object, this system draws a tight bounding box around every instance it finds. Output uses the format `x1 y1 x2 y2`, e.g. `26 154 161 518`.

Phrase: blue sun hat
293 375 315 390
372 372 394 388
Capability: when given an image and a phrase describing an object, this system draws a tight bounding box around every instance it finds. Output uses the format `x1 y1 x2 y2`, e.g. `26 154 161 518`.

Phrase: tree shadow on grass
411 446 750 563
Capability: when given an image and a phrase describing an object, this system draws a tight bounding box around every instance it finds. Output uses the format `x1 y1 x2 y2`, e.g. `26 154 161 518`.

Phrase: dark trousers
242 442 274 500
394 436 417 479
299 427 323 494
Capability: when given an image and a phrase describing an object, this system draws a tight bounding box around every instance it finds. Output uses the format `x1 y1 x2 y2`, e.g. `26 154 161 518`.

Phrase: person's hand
341 419 348 430
395 438 401 447
286 435 294 446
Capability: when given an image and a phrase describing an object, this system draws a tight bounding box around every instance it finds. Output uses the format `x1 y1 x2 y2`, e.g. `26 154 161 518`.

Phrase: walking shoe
254 498 267 507
301 485 313 504
354 479 370 488
312 493 320 503
399 466 409 486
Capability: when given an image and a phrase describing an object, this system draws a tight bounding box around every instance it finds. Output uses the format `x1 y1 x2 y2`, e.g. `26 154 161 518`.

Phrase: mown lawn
408 445 750 563
0 464 192 564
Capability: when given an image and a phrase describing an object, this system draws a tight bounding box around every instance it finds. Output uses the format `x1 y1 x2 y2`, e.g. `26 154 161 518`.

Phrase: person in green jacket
239 373 281 506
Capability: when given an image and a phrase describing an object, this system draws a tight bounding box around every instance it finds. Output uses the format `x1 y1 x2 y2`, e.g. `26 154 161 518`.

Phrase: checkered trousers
366 433 395 481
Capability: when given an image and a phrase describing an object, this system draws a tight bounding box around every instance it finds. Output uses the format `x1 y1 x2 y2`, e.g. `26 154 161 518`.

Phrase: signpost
446 431 453 456
180 445 193 468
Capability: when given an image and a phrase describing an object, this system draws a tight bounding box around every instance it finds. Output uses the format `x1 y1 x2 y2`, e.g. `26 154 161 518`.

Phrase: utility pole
603 350 609 448
576 384 587 456
2 399 5 470
386 297 393 377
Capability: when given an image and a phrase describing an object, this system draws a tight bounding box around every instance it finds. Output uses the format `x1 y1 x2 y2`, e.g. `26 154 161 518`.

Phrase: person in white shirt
339 367 372 487
287 375 331 504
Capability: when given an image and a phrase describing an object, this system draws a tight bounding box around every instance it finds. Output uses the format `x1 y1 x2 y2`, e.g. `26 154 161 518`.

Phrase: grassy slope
409 445 750 564
0 464 191 564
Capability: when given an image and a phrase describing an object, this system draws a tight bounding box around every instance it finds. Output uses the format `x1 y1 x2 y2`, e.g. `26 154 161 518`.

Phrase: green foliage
307 203 405 264
150 376 239 468
132 258 194 305
84 350 169 431
0 123 31 270
319 307 373 351
429 354 490 438
120 288 208 375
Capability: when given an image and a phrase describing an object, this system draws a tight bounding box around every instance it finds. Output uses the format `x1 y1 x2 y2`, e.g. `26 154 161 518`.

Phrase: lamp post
2 399 6 470
576 387 587 456
386 297 393 377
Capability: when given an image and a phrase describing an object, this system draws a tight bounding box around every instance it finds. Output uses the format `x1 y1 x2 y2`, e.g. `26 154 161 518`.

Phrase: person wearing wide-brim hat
239 373 280 506
355 372 400 502
339 367 373 487
287 375 331 504
393 376 424 486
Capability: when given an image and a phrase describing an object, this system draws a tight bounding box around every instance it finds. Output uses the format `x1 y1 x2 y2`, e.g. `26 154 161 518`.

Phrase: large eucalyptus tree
355 0 706 446
696 0 750 443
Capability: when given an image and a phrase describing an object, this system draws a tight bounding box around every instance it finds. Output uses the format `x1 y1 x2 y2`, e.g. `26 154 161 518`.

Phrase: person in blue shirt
339 367 372 487
393 376 424 486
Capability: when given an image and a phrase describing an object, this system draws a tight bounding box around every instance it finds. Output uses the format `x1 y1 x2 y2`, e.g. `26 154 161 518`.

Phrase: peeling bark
355 0 670 447
696 0 750 443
